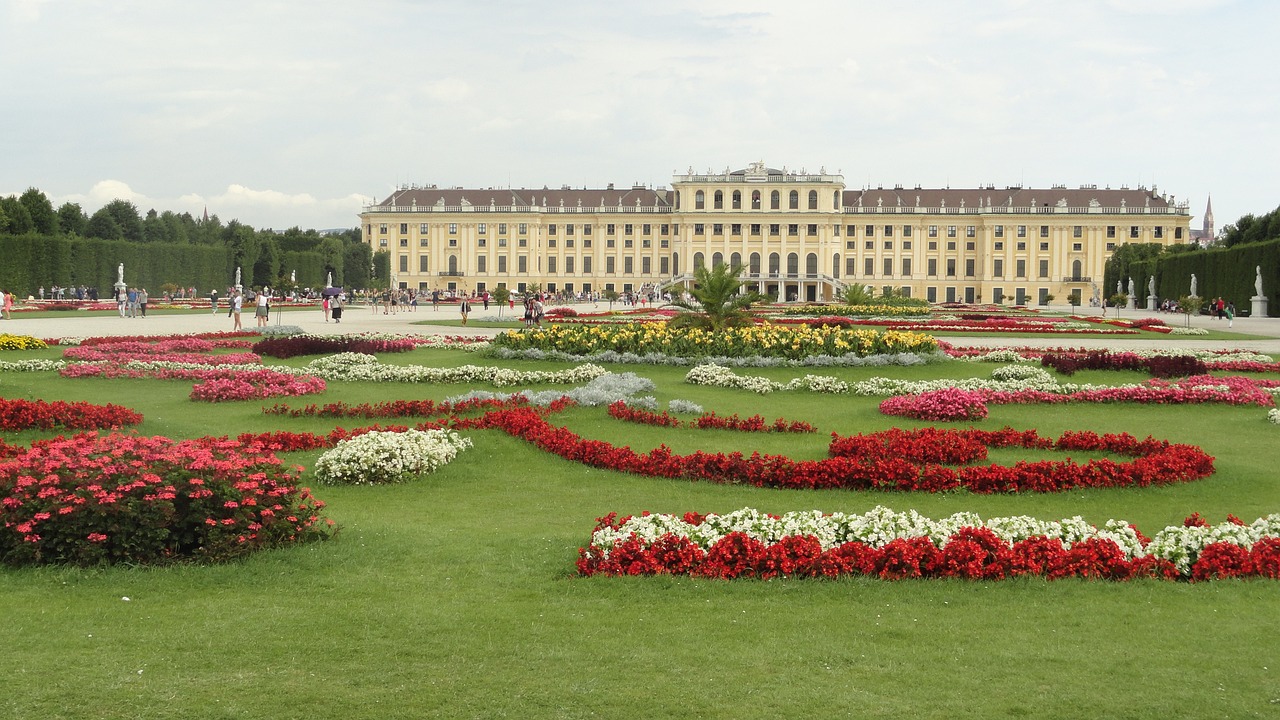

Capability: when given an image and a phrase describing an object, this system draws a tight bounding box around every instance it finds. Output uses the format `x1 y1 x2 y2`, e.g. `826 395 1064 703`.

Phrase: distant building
360 161 1193 305
1189 195 1215 245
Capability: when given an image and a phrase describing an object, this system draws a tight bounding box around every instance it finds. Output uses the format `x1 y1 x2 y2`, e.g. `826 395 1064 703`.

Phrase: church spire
1203 195 1214 240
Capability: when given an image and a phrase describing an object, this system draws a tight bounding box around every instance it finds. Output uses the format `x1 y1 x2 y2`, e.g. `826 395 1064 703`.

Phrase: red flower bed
606 402 815 433
75 332 259 346
878 388 989 421
1041 350 1208 378
0 432 333 566
189 371 327 402
262 396 520 420
0 398 142 431
467 408 1214 493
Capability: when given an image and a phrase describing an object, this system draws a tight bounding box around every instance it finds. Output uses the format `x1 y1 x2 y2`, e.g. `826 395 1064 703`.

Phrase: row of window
848 258 1063 279
397 255 668 275
690 188 839 211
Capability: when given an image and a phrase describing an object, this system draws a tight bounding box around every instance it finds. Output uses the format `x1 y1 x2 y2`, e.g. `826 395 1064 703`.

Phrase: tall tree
0 196 34 234
18 188 58 234
56 202 87 235
343 237 373 289
85 211 123 240
98 199 144 241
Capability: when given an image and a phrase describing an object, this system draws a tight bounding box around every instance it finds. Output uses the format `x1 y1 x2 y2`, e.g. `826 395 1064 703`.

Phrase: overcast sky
2 0 1276 233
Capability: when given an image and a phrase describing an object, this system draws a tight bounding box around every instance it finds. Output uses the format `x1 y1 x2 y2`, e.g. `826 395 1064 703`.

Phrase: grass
2 346 1280 719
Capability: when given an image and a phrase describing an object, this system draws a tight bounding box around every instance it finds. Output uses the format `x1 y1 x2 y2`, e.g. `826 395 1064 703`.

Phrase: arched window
808 190 818 210
806 253 818 276
672 252 680 275
787 252 799 274
695 191 705 210
448 255 458 273
730 252 742 270
1072 259 1083 281
789 190 799 210
711 252 723 268
833 191 841 210
832 253 841 278
713 190 723 209
732 190 742 209
752 190 761 209
694 252 705 270
770 191 780 210
749 253 761 274
768 252 780 274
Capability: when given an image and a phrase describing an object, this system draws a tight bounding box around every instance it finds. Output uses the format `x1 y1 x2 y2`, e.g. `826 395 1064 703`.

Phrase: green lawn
2 346 1279 719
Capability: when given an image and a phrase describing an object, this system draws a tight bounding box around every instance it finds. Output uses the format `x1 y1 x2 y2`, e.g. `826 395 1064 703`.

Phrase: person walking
138 288 149 317
322 295 331 322
459 296 472 326
256 289 270 327
0 290 9 320
210 289 219 314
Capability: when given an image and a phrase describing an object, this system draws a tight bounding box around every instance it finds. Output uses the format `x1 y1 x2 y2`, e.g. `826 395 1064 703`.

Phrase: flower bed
312 429 473 485
252 334 417 359
607 401 815 433
0 334 48 351
0 398 142 431
576 507 1280 581
490 323 937 360
189 371 328 402
781 304 931 318
878 388 989 421
0 432 333 566
1040 350 1208 378
304 352 609 386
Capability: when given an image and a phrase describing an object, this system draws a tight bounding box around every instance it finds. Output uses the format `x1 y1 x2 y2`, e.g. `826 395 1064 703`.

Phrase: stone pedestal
1252 296 1268 318
1127 296 1137 311
1147 295 1157 311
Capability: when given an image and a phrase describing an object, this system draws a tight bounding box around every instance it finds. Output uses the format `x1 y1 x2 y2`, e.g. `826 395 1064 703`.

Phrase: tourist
231 291 243 331
459 296 472 325
0 289 8 320
322 294 331 322
256 288 270 327
118 287 128 317
139 288 148 318
210 288 218 314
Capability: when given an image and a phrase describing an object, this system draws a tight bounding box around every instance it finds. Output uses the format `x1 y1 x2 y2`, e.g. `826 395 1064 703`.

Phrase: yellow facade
360 162 1192 305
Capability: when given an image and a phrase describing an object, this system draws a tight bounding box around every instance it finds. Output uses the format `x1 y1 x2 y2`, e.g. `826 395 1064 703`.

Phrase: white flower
313 429 473 485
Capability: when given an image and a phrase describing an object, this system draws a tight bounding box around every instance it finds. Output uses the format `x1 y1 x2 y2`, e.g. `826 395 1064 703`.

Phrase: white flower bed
445 371 656 407
589 506 1156 559
1269 408 1280 425
684 363 1089 396
313 428 473 485
1169 327 1210 336
1146 516 1280 574
0 359 67 372
305 353 607 386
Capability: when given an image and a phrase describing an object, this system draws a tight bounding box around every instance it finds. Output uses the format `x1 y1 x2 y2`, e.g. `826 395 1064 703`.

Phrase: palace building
360 161 1194 305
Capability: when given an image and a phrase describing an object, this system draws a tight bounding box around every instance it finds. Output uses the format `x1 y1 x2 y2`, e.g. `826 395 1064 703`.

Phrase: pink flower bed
189 372 327 402
879 388 989 421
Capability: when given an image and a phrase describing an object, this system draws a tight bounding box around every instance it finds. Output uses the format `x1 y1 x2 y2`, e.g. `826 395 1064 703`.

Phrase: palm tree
664 263 765 330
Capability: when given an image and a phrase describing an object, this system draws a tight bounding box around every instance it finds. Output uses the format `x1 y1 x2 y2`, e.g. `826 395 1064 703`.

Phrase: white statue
326 272 333 288
1256 265 1264 298
117 263 124 286
235 266 242 288
1116 280 1122 296
290 270 296 284
1148 275 1155 298
1190 274 1197 297
1127 277 1135 298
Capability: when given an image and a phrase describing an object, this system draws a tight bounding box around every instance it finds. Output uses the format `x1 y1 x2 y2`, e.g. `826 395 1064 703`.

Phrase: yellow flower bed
0 334 47 351
491 322 936 359
781 304 931 317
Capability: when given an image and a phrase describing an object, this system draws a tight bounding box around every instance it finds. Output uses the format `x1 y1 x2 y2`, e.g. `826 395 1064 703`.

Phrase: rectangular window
625 224 634 235
624 257 634 274
1106 242 1116 251
865 241 874 250
624 238 633 248
478 223 487 234
642 257 651 274
865 225 875 237
659 256 669 274
751 224 761 235
1016 241 1026 251
547 257 557 273
477 256 487 273
994 241 1003 251
399 223 408 234
965 259 975 277
732 223 742 235
994 225 1004 238
1040 225 1049 238
884 225 894 237
448 223 457 234
1106 226 1115 238
713 224 723 236
518 256 528 273
606 257 616 273
1039 242 1049 251
903 225 912 237
565 224 574 236
846 240 856 250
770 224 780 236
947 226 957 238
565 237 574 248
928 225 938 238
399 255 408 273
1072 242 1082 252
946 259 956 277
846 225 857 236
1016 259 1026 277
419 223 429 233
661 224 669 235
1131 226 1139 238
1039 259 1049 278
498 223 507 234
966 241 975 251
498 237 507 247
807 224 818 236
927 259 938 276
607 224 616 235
518 223 527 235
928 241 938 250
642 224 650 235
1154 226 1164 238
846 257 857 276
788 224 799 236
583 224 592 236
864 258 874 276
966 226 975 238
419 256 429 273
547 238 556 248
947 241 956 251
565 256 575 273
883 258 893 276
1017 225 1026 238
478 238 487 248
449 238 457 247
694 224 704 235
903 241 912 250
379 223 388 235
1175 227 1183 239
993 259 1004 277
1073 225 1082 238
583 257 592 273
497 256 507 273
901 258 912 275
399 238 408 247
547 224 557 235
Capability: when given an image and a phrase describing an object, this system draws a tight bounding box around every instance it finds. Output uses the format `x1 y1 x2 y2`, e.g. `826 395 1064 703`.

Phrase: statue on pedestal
1127 277 1135 298
1256 266 1264 299
117 263 125 286
1190 274 1197 297
1148 275 1156 299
